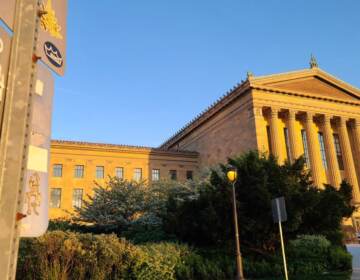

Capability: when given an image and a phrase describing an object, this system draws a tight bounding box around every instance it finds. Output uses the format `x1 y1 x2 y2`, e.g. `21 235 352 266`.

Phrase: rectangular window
115 167 124 179
318 132 328 170
186 170 193 180
50 188 61 208
74 165 84 178
72 188 83 208
133 168 142 181
169 170 177 181
53 164 63 177
301 129 311 167
152 169 160 181
96 166 104 179
266 125 272 154
333 134 344 170
284 127 292 162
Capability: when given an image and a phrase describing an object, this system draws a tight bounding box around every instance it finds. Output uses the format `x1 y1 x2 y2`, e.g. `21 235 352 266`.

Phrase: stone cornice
251 85 360 107
51 140 198 157
251 67 360 99
159 81 251 149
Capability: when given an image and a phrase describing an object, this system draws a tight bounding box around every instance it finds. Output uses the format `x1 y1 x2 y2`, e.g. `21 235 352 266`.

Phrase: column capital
270 107 279 117
305 112 314 122
288 110 297 120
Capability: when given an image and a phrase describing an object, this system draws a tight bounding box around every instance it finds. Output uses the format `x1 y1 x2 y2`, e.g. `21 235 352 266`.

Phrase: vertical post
0 0 39 279
278 221 289 280
232 182 245 280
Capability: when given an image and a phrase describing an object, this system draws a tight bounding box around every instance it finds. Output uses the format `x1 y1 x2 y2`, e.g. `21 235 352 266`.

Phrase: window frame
96 166 104 179
115 167 124 180
50 188 62 208
53 164 63 177
133 168 142 181
169 170 177 181
318 132 328 170
301 129 311 167
333 134 344 170
151 169 160 181
72 188 83 208
74 165 84 178
186 170 193 180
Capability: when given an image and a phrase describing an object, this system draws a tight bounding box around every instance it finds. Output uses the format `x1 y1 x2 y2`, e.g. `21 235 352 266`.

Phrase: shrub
17 231 139 280
328 246 352 271
17 231 234 280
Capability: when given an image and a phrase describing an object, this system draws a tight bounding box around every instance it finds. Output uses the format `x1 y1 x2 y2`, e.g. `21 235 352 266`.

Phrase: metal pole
278 221 289 280
232 182 245 280
0 0 39 279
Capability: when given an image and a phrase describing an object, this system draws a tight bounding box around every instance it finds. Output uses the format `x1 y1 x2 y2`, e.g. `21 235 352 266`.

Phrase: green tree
73 177 197 240
164 151 354 253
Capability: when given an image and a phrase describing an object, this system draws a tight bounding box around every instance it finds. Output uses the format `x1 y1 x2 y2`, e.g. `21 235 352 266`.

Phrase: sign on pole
0 27 11 128
271 197 289 280
271 196 287 223
37 0 67 76
0 0 16 30
20 63 54 237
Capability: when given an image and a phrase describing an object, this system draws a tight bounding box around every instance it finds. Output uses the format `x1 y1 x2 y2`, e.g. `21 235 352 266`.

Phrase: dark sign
271 197 287 223
44 41 63 67
37 0 67 76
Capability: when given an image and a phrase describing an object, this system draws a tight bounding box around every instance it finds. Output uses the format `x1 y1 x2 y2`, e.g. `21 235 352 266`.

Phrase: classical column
269 108 284 163
353 119 360 180
304 112 323 187
338 118 360 203
287 110 302 162
322 115 341 187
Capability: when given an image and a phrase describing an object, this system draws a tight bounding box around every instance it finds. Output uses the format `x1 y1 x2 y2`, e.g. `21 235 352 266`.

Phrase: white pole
278 221 289 280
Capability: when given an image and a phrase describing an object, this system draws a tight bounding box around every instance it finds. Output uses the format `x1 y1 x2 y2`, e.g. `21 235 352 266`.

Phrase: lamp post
227 168 245 280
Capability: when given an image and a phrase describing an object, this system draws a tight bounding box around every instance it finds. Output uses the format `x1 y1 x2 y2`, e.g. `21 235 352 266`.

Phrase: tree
163 151 354 254
73 177 197 240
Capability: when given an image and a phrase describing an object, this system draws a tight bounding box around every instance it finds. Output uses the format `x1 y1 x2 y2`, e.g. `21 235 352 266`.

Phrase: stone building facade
49 63 360 230
49 140 198 218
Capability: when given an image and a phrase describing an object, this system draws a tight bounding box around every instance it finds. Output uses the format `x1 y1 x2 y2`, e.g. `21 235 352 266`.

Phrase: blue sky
52 0 360 147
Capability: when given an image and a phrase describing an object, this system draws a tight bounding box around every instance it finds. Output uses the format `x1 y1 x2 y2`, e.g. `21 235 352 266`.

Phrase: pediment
251 69 360 102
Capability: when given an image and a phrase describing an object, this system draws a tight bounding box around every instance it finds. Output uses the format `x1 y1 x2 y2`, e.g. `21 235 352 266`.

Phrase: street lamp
227 168 245 280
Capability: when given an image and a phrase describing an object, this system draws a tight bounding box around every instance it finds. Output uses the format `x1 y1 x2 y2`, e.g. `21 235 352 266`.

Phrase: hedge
16 232 352 280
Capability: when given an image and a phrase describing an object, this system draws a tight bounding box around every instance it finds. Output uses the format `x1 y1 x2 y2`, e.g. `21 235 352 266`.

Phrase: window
301 129 310 167
283 127 292 162
74 165 84 178
266 125 272 154
333 134 344 170
186 170 193 180
152 169 160 181
50 188 61 208
96 166 104 179
72 188 83 208
115 167 124 179
133 168 142 181
169 170 177 180
53 164 63 177
318 132 328 170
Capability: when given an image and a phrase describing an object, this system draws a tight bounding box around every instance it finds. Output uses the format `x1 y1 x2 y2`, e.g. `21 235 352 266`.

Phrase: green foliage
286 235 352 275
72 178 197 242
17 231 139 280
17 231 234 280
288 235 331 259
164 151 354 252
328 246 352 271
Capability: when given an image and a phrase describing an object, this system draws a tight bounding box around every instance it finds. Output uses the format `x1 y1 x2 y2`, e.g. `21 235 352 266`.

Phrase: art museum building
49 63 360 231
